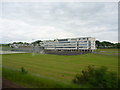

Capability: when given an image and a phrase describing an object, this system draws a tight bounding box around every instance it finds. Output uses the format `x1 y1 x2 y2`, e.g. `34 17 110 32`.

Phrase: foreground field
2 53 118 88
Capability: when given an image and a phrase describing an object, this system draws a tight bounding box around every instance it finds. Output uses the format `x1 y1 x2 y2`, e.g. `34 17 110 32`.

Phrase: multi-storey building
40 37 96 52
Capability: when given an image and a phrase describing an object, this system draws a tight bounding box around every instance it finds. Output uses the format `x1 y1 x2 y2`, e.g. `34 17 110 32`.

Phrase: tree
95 40 100 48
95 40 116 49
115 43 120 49
31 40 42 46
72 65 119 88
13 42 23 44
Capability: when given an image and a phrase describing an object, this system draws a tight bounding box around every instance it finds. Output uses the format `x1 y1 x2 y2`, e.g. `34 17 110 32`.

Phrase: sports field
2 49 119 88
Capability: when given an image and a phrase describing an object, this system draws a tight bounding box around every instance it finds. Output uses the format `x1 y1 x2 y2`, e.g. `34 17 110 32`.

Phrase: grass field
2 49 118 88
95 49 119 56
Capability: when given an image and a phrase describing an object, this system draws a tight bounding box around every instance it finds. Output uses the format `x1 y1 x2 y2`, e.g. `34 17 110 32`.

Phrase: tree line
95 40 120 49
1 40 120 49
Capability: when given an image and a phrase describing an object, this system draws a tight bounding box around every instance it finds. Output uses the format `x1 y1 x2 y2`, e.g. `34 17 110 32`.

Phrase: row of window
57 41 89 43
45 44 88 46
44 41 92 44
58 39 68 41
70 38 89 40
45 44 87 47
55 47 76 48
79 47 88 48
43 43 94 47
47 47 88 48
47 47 76 48
45 44 91 46
58 41 77 43
57 38 93 41
45 46 89 48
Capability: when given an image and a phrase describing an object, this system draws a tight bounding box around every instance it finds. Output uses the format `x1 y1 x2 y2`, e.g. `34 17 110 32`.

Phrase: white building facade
40 37 96 51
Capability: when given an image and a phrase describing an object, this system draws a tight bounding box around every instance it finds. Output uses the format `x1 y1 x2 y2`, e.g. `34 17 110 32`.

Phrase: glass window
79 44 87 46
58 39 68 41
55 47 76 48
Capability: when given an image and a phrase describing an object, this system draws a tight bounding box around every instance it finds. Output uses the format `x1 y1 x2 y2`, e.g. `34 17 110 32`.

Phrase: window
59 41 70 43
70 41 77 43
46 47 55 48
55 47 76 48
79 47 87 48
79 44 87 46
79 41 87 43
82 38 86 40
58 39 68 41
71 39 77 40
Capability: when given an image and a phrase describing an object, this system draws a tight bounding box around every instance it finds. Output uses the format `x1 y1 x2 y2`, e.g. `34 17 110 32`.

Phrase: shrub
72 65 119 88
21 67 28 74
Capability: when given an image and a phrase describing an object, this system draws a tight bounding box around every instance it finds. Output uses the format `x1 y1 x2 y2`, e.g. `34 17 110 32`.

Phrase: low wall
44 50 92 55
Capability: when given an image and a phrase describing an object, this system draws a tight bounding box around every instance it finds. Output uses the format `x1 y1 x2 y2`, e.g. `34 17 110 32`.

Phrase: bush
21 67 28 74
72 65 119 88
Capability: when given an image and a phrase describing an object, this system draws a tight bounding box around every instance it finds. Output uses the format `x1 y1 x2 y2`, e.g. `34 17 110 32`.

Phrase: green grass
96 49 118 51
95 49 119 53
2 52 118 88
94 49 119 55
3 67 82 88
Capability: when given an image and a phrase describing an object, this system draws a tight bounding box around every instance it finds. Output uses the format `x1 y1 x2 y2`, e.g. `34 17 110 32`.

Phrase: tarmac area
0 51 28 55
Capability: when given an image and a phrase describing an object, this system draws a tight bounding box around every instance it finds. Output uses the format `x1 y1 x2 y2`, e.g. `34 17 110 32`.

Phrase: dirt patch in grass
2 78 24 88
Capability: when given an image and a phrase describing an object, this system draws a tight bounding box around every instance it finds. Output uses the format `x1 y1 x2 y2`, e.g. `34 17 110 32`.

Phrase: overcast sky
0 2 118 43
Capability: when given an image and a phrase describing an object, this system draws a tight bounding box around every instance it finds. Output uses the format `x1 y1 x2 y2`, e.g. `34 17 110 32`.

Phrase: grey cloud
1 2 118 43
